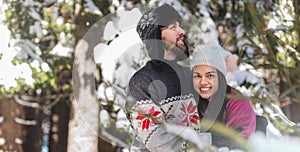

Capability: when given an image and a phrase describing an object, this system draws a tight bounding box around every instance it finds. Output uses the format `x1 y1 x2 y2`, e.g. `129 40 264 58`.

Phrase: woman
191 46 256 148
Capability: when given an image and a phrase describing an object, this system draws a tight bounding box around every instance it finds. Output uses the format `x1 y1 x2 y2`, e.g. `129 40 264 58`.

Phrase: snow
100 109 110 128
266 121 283 140
0 54 35 90
56 17 64 26
103 21 119 41
51 42 73 57
97 82 130 109
97 82 115 101
29 7 42 21
268 19 278 30
0 137 5 146
50 31 74 57
94 15 144 85
34 21 43 38
23 0 40 7
217 147 244 152
14 40 43 62
30 60 41 72
116 109 130 129
41 62 51 72
0 24 35 89
248 132 300 152
0 62 18 89
84 0 103 16
226 63 261 88
235 24 245 38
0 17 51 90
117 8 142 32
195 1 219 45
0 0 8 21
198 1 210 17
112 0 120 7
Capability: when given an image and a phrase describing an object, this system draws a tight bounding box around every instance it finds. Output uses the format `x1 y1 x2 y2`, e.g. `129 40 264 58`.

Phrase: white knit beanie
191 45 227 77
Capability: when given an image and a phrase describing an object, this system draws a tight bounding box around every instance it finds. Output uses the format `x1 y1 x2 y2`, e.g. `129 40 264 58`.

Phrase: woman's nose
199 77 208 85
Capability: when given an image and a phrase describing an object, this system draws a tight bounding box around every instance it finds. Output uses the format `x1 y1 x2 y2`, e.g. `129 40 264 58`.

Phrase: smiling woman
193 65 219 101
191 46 256 149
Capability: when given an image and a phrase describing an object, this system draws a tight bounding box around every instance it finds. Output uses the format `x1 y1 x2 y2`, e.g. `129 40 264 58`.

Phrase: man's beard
164 41 188 61
174 45 188 60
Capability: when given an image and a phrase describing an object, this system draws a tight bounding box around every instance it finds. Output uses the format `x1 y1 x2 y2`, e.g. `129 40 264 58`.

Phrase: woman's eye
207 74 215 78
193 75 200 78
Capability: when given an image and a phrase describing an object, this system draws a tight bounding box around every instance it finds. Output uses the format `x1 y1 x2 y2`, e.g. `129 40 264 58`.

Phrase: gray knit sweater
128 59 199 151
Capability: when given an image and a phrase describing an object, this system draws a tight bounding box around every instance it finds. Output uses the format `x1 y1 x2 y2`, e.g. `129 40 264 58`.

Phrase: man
127 4 200 151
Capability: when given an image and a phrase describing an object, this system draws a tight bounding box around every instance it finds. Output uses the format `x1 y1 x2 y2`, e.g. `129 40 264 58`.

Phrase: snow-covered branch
14 117 37 126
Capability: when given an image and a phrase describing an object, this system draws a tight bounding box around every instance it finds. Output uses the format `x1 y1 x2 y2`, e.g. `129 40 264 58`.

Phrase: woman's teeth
200 87 210 91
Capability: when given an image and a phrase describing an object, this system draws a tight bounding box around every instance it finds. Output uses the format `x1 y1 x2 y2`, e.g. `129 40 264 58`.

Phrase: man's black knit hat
136 4 188 60
136 4 182 42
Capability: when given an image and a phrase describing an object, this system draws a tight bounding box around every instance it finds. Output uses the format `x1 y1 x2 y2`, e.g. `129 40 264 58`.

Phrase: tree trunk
67 10 104 150
49 99 71 152
67 37 99 152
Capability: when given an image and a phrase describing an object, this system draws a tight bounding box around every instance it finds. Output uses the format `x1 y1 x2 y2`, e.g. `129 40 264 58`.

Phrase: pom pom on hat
191 46 227 77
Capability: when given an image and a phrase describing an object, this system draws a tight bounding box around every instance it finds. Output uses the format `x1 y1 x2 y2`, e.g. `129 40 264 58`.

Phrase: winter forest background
1 0 300 151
